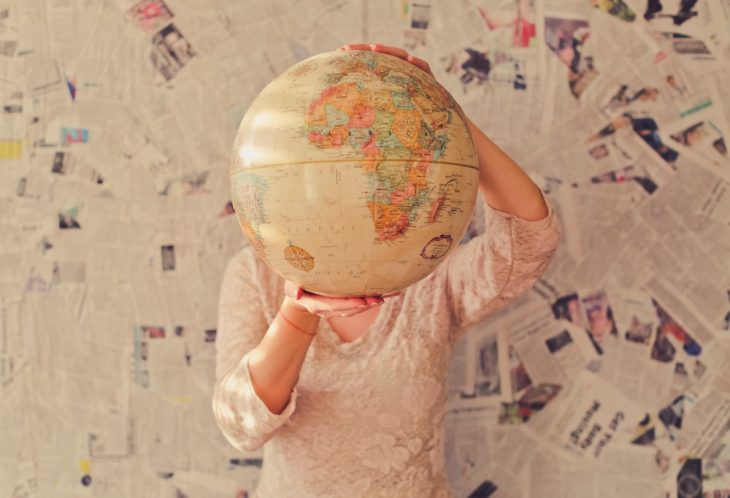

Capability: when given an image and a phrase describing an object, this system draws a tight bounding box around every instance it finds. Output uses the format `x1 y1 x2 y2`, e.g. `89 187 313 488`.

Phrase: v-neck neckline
318 298 393 353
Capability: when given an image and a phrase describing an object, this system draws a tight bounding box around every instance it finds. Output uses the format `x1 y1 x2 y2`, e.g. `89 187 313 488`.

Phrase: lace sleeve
211 249 298 452
444 193 561 344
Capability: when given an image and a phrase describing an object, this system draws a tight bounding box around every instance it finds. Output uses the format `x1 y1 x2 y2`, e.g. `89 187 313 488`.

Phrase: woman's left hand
337 43 433 76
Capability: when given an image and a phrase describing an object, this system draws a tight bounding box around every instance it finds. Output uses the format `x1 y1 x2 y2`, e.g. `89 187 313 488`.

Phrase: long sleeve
211 249 298 453
444 192 561 345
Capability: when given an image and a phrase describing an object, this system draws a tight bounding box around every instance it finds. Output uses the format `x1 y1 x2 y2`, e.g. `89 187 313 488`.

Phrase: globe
230 49 480 297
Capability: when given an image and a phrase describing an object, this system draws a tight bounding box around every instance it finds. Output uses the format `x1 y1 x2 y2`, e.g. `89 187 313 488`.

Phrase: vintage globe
230 49 480 297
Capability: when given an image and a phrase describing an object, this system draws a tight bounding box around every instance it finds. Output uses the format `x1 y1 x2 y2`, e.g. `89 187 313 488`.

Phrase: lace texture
212 196 560 498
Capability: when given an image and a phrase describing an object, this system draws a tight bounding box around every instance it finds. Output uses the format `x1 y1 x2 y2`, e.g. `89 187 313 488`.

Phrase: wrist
283 295 308 312
282 297 320 326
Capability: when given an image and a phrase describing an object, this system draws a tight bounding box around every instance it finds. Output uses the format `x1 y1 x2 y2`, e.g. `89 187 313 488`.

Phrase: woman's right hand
283 280 395 318
338 43 433 76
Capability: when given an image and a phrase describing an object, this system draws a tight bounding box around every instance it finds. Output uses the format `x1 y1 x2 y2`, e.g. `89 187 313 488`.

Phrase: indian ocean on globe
230 49 480 297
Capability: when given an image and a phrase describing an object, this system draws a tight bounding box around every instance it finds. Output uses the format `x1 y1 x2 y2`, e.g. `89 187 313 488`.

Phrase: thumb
284 281 304 300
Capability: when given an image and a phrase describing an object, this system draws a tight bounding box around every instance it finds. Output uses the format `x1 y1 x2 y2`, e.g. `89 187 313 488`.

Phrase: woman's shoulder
223 245 285 307
225 246 278 282
223 245 255 279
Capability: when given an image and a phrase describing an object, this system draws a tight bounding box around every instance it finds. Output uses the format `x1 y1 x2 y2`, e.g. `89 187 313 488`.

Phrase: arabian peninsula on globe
230 49 480 297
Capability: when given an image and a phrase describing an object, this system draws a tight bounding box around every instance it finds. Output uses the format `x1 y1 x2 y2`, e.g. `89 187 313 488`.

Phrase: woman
212 44 560 498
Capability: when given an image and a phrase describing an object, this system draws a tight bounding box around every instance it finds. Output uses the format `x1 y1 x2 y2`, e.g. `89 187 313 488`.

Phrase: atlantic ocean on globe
230 49 480 297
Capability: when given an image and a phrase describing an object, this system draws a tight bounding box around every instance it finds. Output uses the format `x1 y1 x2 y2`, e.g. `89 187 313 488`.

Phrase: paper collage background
1 0 729 496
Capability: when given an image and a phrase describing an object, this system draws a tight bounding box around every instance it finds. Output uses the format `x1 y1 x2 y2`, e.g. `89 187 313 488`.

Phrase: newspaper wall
1 0 728 497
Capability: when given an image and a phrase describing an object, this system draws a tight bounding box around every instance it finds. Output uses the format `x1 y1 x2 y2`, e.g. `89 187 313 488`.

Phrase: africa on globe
229 49 480 297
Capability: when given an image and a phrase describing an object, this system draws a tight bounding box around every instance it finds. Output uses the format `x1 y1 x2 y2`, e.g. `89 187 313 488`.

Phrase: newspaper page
5 0 730 496
540 370 647 461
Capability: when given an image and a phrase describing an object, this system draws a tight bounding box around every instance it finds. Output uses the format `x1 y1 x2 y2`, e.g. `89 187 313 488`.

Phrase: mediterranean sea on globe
230 49 480 297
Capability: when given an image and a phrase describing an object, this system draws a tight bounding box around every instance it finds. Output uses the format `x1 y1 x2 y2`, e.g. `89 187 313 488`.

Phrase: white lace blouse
212 196 560 498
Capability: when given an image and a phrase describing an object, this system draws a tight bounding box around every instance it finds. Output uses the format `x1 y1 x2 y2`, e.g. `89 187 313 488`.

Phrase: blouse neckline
317 297 395 354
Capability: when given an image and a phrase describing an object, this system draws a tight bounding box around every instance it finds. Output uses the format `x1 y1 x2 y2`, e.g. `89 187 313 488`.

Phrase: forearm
467 118 548 221
247 298 319 414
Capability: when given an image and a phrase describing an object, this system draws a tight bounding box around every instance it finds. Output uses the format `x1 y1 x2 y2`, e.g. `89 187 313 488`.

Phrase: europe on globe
230 49 480 297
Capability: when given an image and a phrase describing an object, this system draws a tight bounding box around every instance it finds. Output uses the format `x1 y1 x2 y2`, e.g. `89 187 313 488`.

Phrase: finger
407 55 433 75
284 280 304 300
369 43 409 59
364 296 385 306
403 54 432 75
368 45 432 75
382 291 403 298
337 43 371 51
339 43 409 60
321 311 356 319
318 308 363 318
337 43 432 75
299 290 368 309
319 306 378 318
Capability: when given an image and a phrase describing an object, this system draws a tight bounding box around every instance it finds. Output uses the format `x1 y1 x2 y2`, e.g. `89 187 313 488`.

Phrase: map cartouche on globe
230 49 480 297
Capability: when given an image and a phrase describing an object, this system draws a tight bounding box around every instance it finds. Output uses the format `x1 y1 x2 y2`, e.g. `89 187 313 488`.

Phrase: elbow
210 354 294 453
223 428 267 453
211 381 268 453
